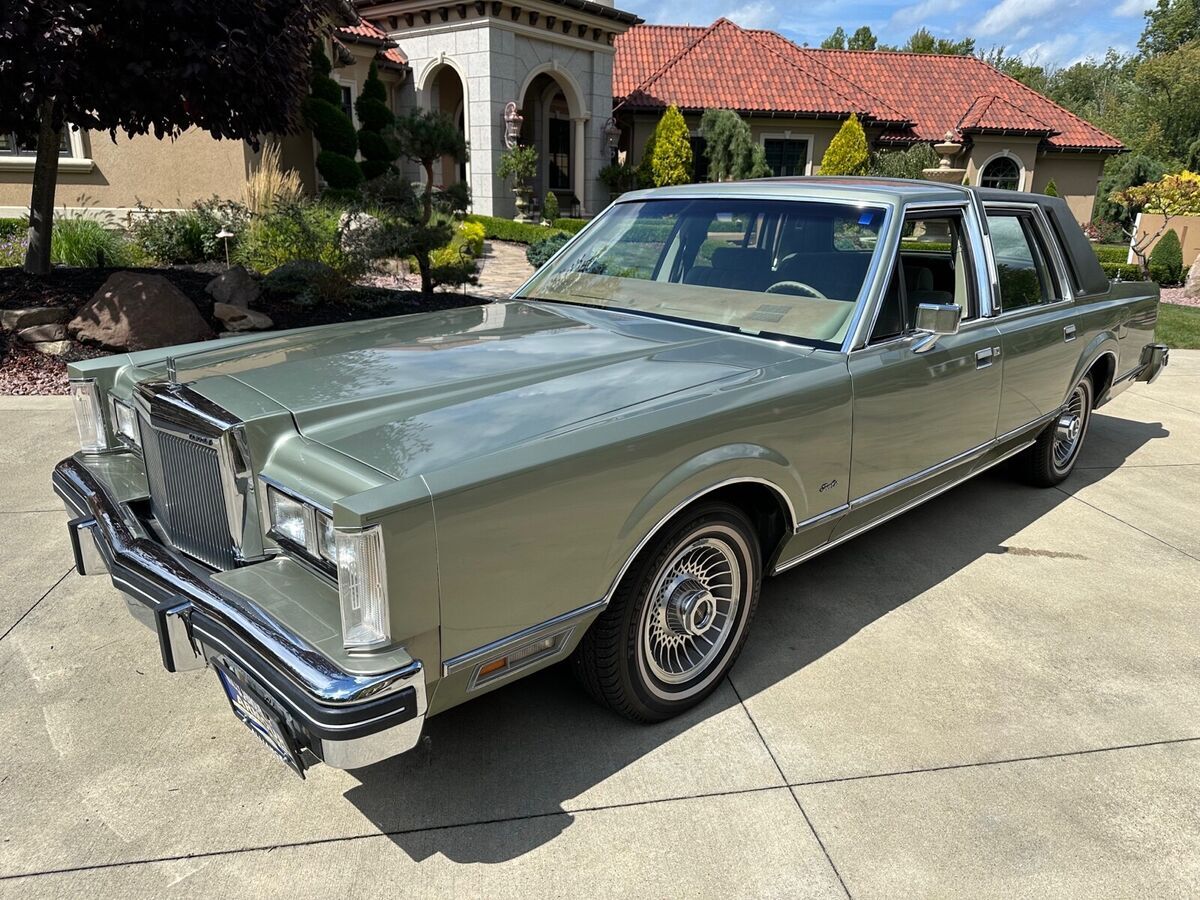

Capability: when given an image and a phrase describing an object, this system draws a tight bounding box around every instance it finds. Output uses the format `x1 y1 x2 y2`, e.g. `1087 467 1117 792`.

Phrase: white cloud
976 0 1080 37
891 0 964 28
724 0 778 29
1114 0 1148 15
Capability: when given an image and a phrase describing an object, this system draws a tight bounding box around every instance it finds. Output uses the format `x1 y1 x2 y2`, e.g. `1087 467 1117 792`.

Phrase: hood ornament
165 356 178 383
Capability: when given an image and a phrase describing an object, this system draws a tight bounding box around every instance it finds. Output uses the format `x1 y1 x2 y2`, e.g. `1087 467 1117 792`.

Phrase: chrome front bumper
53 456 427 772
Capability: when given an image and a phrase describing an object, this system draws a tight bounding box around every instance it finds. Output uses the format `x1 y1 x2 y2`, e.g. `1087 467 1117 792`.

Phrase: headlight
110 397 140 447
316 511 337 563
266 485 315 548
69 379 110 453
265 484 390 650
336 526 390 649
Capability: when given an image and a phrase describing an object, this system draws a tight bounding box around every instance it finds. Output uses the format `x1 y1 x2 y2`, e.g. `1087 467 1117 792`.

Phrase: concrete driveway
1 355 1198 898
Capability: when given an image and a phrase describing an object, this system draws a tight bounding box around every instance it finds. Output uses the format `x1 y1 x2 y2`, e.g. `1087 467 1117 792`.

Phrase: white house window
980 156 1021 190
762 136 810 177
0 129 71 157
0 125 92 172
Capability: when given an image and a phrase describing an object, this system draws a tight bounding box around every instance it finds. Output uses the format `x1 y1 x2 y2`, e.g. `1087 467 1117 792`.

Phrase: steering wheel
765 280 827 299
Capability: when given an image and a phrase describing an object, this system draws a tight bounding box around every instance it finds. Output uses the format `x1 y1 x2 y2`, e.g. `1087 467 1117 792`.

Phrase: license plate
215 663 304 776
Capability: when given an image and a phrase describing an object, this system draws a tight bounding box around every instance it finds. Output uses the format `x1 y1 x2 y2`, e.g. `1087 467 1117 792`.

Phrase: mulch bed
0 265 486 395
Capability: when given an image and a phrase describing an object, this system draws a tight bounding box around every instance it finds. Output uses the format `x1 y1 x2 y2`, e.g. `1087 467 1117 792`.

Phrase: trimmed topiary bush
1101 261 1142 281
465 214 566 244
306 43 360 192
1044 179 1059 197
543 191 560 222
820 113 869 176
356 62 398 181
1149 229 1184 284
527 231 570 268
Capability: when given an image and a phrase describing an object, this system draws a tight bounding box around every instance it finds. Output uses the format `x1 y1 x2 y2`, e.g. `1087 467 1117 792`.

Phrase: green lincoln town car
55 178 1168 774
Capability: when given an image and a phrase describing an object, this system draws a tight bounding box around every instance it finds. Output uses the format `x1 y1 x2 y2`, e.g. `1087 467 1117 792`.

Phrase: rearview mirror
912 303 962 353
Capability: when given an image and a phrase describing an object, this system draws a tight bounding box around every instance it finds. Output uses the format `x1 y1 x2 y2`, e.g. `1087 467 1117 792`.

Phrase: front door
984 204 1081 435
841 208 1003 533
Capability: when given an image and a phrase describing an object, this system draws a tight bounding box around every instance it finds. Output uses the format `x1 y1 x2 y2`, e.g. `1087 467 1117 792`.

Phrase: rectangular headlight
266 485 313 549
69 379 109 453
316 511 338 563
336 526 390 650
110 397 140 447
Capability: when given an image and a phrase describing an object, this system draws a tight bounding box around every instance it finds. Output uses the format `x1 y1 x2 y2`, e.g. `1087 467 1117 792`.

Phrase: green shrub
129 198 247 264
235 200 365 280
0 217 25 240
1093 244 1130 264
50 218 135 268
1101 261 1142 280
1044 179 1059 197
543 191 560 222
428 220 487 287
1149 229 1184 284
649 105 693 187
820 113 869 176
551 217 588 234
261 259 349 306
465 214 565 244
306 100 359 159
526 231 570 268
868 143 938 180
356 62 398 182
317 149 364 191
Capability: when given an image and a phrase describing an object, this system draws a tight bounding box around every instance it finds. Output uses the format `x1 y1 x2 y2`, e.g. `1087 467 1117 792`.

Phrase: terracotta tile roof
337 18 408 66
614 21 1122 152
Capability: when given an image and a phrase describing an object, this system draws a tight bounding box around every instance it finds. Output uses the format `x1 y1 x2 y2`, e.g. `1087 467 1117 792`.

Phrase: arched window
980 155 1021 190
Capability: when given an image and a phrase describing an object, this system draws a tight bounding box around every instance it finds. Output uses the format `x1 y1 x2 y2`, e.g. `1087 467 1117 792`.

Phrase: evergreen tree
821 27 847 49
650 105 693 187
848 26 878 50
305 43 362 192
356 62 399 181
1044 179 1059 197
820 114 869 176
1149 228 1184 283
699 109 769 181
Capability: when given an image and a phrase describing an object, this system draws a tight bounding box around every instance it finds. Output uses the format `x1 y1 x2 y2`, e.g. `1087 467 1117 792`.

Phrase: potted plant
499 145 538 222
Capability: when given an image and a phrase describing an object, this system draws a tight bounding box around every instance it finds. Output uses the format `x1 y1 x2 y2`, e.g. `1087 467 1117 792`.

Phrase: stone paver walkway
472 240 535 301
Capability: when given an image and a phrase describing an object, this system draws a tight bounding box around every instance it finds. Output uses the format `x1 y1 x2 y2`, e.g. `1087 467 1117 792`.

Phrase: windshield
519 197 888 347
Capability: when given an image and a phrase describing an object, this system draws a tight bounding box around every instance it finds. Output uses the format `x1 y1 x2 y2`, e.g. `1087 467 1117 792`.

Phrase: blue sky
618 0 1152 67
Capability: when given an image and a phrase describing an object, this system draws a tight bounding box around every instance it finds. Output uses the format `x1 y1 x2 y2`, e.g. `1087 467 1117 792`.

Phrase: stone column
572 116 588 216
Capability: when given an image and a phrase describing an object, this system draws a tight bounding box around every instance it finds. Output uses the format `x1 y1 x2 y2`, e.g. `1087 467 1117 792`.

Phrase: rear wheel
572 502 761 722
1023 375 1093 487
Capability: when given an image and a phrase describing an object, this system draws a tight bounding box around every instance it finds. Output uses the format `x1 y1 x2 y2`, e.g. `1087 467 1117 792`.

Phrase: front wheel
572 502 761 723
1023 375 1093 487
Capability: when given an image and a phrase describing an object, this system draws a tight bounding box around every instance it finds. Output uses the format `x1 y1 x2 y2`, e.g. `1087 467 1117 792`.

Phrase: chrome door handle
975 347 994 369
1063 324 1077 342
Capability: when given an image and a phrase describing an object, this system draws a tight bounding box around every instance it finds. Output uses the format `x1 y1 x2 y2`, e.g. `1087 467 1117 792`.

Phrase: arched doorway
519 68 586 216
422 62 468 187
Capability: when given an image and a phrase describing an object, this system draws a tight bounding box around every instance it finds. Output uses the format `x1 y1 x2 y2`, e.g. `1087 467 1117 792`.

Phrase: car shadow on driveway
341 412 1169 863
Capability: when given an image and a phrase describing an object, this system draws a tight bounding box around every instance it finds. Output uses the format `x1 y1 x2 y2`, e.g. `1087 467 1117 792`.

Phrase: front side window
986 210 1061 311
521 198 888 347
871 212 976 342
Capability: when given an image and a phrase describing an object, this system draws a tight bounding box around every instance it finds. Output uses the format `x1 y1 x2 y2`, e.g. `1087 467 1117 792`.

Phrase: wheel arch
1066 334 1119 408
602 447 805 606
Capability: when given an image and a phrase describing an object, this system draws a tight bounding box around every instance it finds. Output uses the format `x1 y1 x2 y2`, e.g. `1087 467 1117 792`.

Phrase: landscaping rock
214 302 273 333
17 323 67 343
31 340 74 357
69 271 213 351
1185 257 1200 299
1 306 71 332
205 265 260 309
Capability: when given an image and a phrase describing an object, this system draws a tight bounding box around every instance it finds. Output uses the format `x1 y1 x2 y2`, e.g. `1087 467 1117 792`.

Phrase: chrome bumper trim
54 456 426 771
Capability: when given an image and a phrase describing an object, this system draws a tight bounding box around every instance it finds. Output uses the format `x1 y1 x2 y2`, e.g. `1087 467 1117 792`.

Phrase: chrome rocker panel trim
53 456 426 771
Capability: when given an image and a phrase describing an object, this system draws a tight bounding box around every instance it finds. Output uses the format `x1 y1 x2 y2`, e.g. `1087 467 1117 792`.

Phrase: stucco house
0 5 1124 227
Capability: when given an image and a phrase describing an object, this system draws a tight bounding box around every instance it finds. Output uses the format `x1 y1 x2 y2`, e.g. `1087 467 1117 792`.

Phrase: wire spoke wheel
1052 383 1088 471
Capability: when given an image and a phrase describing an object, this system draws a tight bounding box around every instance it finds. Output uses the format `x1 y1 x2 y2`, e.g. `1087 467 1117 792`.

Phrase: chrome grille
139 411 237 570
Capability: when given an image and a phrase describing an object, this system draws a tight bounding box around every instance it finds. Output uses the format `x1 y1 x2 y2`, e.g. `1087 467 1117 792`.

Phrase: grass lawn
1157 303 1200 349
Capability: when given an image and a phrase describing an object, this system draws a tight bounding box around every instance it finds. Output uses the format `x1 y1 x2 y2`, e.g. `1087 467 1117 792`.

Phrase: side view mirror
911 303 962 353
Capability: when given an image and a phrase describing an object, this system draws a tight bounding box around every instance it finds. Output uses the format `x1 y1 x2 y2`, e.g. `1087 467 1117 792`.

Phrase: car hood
171 302 805 479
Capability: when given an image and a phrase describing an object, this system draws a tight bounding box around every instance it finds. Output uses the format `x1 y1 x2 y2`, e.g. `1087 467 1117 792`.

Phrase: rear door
845 205 1003 514
983 203 1080 436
